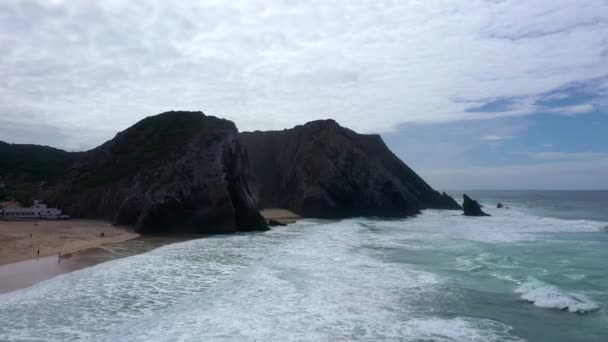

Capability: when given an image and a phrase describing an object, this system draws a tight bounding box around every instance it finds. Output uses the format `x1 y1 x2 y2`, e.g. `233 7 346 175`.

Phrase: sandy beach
261 208 301 223
0 219 139 266
0 211 297 267
0 211 298 294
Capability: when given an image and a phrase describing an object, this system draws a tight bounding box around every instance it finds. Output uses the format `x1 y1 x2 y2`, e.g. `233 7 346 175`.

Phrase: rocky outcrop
497 202 504 208
6 112 464 230
462 194 491 216
41 111 268 234
268 219 287 227
240 119 461 219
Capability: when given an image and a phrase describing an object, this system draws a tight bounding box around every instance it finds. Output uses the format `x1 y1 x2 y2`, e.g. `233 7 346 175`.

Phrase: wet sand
0 235 194 294
0 254 97 294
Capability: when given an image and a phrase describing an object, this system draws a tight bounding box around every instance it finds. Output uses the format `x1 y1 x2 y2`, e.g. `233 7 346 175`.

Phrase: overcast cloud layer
1 0 607 149
1 1 607 189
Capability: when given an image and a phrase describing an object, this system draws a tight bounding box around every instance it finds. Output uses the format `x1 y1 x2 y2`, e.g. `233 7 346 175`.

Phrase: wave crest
515 278 599 314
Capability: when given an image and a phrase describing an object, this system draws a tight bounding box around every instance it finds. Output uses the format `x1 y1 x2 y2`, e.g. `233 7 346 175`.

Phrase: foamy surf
370 207 606 244
0 219 511 341
1 202 607 341
515 277 599 314
402 317 523 342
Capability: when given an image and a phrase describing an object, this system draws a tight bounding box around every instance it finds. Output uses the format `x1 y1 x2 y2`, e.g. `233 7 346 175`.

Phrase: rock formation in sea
497 202 504 208
39 111 268 234
240 119 462 218
462 194 491 216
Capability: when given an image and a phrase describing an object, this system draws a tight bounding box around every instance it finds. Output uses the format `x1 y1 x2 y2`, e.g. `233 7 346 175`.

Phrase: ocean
1 191 607 341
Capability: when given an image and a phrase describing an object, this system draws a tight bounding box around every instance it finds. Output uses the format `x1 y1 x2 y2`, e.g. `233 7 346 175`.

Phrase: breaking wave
0 219 519 341
1 205 606 341
515 277 599 314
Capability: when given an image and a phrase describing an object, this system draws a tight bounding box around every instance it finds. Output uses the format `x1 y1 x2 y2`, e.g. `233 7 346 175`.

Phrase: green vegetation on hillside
0 141 77 202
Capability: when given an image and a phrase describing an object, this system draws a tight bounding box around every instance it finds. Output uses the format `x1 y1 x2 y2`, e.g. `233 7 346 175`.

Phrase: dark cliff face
462 194 491 217
240 119 461 218
4 113 461 229
40 111 268 234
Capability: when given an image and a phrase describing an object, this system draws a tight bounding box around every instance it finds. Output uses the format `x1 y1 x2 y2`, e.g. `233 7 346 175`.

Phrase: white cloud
546 104 595 116
530 151 608 161
481 135 514 141
0 0 607 149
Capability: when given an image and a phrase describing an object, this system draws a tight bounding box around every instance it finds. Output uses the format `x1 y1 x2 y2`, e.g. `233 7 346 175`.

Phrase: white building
1 201 68 220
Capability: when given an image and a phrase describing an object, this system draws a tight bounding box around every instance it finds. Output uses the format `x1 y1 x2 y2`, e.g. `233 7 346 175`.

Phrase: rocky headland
39 111 268 234
2 112 462 234
240 119 461 218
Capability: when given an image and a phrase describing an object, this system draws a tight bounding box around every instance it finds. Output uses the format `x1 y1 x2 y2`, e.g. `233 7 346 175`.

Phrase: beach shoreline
0 234 205 294
0 209 302 294
0 209 300 267
0 219 140 294
0 219 139 266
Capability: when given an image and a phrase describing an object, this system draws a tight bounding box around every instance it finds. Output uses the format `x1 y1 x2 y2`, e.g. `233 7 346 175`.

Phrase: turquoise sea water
451 190 608 222
1 191 607 341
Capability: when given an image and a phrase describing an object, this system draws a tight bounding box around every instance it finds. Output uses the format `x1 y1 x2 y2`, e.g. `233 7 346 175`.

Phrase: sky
1 0 607 190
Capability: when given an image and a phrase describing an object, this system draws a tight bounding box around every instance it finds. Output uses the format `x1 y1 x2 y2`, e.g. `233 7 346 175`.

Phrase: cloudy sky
1 0 607 189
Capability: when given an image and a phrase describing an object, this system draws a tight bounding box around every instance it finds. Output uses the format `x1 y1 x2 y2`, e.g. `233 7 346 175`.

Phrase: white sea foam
370 207 606 243
563 273 587 281
402 317 523 342
0 218 517 341
1 208 605 341
515 277 599 313
456 252 519 272
101 219 454 341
